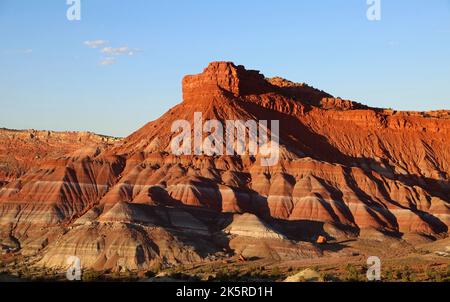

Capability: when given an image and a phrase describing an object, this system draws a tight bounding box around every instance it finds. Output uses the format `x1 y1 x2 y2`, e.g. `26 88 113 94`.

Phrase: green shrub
319 272 335 282
271 266 281 277
344 264 362 282
392 266 414 282
145 262 163 277
215 269 239 281
384 269 394 281
426 269 443 282
82 270 103 282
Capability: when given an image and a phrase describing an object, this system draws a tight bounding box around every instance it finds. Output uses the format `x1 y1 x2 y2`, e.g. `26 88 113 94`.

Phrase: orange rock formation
0 62 448 271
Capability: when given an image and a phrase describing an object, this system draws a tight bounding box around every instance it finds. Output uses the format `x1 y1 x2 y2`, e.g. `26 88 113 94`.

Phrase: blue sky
1 0 450 137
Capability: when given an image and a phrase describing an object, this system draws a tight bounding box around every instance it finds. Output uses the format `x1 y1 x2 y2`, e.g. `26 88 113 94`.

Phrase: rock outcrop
0 62 449 272
0 128 120 184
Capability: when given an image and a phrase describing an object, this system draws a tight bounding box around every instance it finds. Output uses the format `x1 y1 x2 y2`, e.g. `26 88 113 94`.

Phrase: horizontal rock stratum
0 62 449 272
0 128 120 184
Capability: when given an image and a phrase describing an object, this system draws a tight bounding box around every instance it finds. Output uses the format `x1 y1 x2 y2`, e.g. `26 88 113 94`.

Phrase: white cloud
84 40 109 48
100 46 139 56
3 49 33 55
83 40 141 67
99 57 116 66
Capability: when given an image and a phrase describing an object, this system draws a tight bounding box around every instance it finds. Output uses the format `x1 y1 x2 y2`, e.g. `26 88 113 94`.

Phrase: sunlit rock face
0 62 449 271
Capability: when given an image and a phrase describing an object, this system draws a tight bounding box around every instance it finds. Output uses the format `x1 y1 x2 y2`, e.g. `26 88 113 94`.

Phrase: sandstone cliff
0 62 448 272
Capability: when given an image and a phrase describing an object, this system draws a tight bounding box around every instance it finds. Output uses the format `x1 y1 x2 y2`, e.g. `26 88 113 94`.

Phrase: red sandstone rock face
0 62 449 271
182 62 274 103
0 128 120 185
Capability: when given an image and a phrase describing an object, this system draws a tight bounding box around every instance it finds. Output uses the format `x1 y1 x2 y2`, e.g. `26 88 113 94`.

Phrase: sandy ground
1 236 449 282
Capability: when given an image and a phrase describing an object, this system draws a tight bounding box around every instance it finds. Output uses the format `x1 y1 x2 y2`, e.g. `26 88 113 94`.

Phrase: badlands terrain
0 62 449 281
0 128 119 184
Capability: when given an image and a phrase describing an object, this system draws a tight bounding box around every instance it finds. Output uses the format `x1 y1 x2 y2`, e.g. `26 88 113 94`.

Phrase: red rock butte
182 62 275 102
0 62 449 272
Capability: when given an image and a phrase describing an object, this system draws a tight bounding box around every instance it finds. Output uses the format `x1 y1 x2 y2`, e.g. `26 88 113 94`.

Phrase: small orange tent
316 236 327 244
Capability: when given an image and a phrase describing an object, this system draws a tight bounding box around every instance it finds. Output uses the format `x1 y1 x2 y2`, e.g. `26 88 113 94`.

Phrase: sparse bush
175 264 185 273
400 266 413 282
271 266 281 277
170 271 187 279
426 269 443 282
109 271 123 280
319 272 335 282
384 269 394 281
215 269 239 281
121 269 136 281
344 264 362 282
145 262 163 277
82 270 103 282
